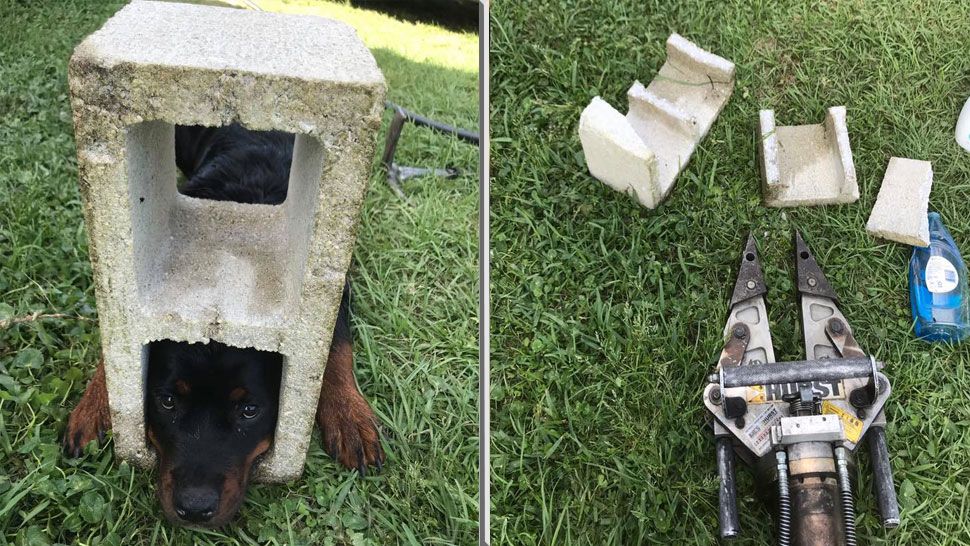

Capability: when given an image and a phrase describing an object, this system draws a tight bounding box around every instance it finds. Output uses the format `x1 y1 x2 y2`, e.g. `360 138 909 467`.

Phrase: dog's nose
174 486 219 523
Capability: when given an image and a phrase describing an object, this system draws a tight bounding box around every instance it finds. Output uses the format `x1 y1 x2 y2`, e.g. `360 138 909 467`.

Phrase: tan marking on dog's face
151 430 273 529
175 380 191 396
147 426 179 523
208 436 272 528
228 387 247 402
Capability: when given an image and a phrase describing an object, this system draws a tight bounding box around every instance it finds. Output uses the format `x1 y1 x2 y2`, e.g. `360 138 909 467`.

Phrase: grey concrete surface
759 107 859 207
866 157 933 246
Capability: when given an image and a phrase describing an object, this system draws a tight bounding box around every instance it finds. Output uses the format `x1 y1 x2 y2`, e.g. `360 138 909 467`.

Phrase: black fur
175 124 293 205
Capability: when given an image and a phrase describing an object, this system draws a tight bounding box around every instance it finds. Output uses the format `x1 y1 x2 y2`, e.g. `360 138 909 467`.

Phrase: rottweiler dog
63 124 384 528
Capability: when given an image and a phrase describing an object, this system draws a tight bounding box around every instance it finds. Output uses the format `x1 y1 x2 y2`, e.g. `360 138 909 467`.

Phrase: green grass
490 0 970 544
0 1 478 544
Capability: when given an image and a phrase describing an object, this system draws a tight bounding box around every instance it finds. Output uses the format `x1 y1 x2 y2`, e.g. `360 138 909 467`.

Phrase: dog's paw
63 364 112 458
63 400 111 457
317 388 384 475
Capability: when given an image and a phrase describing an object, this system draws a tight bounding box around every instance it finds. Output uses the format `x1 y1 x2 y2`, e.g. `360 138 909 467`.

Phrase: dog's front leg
63 359 112 457
315 334 385 474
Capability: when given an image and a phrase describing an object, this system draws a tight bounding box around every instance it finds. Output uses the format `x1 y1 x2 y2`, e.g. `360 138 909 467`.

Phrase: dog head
145 340 282 527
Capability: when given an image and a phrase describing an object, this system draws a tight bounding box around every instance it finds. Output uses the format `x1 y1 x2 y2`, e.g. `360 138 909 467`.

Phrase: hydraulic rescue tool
703 233 899 546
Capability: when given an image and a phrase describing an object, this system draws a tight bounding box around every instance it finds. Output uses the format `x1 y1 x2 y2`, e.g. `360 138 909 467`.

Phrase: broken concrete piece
866 157 933 246
642 33 736 137
69 1 385 482
759 107 858 207
579 97 660 208
578 33 735 209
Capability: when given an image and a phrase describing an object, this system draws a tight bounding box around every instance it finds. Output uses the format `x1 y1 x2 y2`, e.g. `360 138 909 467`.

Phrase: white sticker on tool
743 404 781 452
926 256 959 293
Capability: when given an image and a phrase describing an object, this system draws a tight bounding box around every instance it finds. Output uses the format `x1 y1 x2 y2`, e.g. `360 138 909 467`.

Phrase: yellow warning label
822 401 863 443
745 385 766 404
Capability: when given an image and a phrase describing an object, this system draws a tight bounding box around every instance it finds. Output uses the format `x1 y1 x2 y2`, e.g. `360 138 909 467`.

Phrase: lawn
490 0 970 544
0 1 478 545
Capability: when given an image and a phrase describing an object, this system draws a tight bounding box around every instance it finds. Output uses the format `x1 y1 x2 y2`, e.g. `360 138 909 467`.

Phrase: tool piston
772 415 845 445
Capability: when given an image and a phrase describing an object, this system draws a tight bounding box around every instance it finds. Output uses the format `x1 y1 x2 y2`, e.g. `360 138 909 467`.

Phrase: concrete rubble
759 106 859 207
866 157 934 246
579 33 735 209
69 1 385 482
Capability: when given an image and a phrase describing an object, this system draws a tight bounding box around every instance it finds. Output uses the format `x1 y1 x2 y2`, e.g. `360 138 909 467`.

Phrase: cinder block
866 157 933 246
578 33 734 209
68 1 385 482
759 106 859 207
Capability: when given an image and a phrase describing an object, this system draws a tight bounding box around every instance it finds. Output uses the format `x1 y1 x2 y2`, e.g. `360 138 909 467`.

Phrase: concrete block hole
141 339 286 455
127 121 324 329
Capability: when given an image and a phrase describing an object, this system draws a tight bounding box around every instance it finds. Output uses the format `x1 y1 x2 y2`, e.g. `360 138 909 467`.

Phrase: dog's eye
240 404 259 419
160 395 176 410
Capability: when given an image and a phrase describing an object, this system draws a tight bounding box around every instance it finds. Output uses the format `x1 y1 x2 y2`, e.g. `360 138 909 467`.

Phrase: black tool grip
868 427 900 528
716 437 741 539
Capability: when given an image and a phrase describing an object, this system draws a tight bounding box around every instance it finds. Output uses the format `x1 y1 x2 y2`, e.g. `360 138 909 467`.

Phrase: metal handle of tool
381 101 480 198
867 426 900 528
716 437 740 539
385 101 480 145
713 357 879 388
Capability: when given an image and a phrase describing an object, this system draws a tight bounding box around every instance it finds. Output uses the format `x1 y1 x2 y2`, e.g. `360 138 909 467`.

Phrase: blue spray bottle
909 212 970 341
